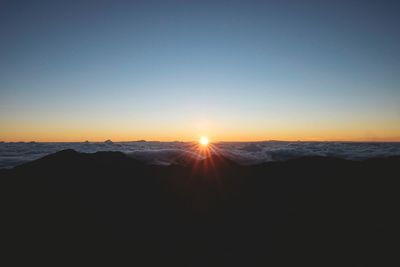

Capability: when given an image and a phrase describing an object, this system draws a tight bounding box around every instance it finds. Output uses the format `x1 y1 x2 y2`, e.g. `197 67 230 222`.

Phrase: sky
1 0 399 142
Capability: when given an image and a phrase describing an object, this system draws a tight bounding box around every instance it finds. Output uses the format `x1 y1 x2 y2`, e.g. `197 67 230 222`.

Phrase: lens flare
199 136 209 146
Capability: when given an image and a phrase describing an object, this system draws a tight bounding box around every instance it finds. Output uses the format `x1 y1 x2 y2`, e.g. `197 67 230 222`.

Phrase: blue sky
1 0 399 141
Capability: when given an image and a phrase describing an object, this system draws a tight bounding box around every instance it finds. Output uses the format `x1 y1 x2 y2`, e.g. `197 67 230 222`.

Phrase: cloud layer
1 141 400 169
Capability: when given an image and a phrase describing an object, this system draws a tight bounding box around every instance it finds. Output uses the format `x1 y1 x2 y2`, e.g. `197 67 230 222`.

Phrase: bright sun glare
199 136 209 146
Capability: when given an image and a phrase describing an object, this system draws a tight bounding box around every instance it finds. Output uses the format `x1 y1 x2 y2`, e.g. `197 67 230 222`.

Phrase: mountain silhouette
1 150 399 266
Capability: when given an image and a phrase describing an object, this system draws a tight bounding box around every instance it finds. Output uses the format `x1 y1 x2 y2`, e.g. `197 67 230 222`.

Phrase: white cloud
0 141 399 168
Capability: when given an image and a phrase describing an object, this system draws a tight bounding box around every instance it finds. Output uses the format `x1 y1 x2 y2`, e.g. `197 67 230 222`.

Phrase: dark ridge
188 153 239 169
1 150 399 266
15 149 146 170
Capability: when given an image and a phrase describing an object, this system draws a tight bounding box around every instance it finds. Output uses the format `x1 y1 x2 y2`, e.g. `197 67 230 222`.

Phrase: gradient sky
1 0 399 141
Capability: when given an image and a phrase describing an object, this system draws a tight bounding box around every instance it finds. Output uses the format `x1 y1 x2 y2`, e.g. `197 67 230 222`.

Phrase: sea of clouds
0 141 400 169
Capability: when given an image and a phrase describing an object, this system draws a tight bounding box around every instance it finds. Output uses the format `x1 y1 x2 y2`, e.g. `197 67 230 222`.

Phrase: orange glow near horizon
1 122 400 142
1 133 400 142
199 136 209 146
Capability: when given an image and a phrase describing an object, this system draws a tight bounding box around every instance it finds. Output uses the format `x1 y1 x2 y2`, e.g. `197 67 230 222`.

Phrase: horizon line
1 139 400 143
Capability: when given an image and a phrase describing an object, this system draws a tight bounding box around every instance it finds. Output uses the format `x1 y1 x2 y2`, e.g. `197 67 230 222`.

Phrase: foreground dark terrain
1 150 398 266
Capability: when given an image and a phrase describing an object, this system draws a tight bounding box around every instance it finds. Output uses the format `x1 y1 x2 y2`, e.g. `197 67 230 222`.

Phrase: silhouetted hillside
1 150 399 266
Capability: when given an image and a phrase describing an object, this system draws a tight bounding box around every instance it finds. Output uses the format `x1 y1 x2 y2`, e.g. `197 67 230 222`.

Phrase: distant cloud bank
1 141 400 169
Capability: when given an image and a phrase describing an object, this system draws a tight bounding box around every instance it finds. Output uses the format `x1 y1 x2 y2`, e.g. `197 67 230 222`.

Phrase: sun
199 136 209 146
